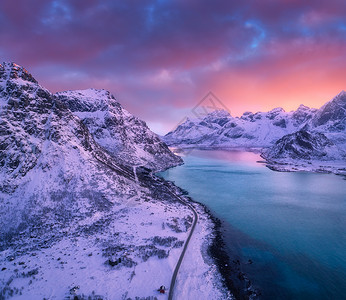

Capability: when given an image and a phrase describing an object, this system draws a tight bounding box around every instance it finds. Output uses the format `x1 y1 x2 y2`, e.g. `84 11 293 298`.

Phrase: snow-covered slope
56 89 182 171
0 63 231 299
164 105 317 148
262 130 345 161
304 90 346 145
261 130 346 175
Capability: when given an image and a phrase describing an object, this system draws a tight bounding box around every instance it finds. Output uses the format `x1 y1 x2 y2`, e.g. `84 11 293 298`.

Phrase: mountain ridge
0 62 230 299
163 91 345 150
56 88 182 172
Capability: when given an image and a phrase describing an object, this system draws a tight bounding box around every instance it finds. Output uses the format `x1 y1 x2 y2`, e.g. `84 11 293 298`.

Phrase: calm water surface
159 150 346 300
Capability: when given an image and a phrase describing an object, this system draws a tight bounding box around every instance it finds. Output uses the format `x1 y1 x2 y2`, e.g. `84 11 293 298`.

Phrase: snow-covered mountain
262 130 345 161
261 130 346 175
259 92 346 174
163 92 345 150
164 105 317 148
56 89 182 171
0 62 229 299
304 90 346 145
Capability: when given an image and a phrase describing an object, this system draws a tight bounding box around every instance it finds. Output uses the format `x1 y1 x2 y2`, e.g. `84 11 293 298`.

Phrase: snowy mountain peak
56 88 120 113
332 90 346 105
201 109 231 127
322 90 346 108
337 90 346 97
56 88 182 171
269 107 285 113
0 62 38 84
296 104 311 111
266 107 286 120
309 90 346 131
204 109 231 119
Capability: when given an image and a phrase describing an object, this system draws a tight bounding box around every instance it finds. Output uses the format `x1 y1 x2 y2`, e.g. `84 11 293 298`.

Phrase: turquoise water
159 150 346 300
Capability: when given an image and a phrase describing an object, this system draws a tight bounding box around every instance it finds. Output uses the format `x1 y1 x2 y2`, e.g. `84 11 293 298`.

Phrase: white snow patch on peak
268 107 285 113
58 88 110 99
332 90 346 104
319 90 346 108
242 111 253 116
337 90 346 97
296 104 311 110
0 61 39 90
205 109 231 118
56 88 123 114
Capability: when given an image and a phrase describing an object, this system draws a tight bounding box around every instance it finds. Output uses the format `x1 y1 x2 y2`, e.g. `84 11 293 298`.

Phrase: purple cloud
0 0 345 134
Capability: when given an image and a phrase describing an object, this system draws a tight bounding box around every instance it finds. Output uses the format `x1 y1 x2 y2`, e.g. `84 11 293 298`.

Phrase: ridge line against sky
1 0 345 134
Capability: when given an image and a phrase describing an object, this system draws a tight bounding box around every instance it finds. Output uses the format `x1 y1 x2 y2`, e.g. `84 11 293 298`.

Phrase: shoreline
170 145 263 154
260 157 346 178
162 179 261 300
170 146 346 178
189 197 261 300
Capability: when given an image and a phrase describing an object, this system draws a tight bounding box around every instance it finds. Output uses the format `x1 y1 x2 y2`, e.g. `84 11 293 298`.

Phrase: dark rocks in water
233 259 240 265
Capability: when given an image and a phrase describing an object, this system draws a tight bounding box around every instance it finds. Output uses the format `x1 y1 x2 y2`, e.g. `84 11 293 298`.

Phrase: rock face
262 130 345 161
56 89 182 171
310 91 346 129
0 62 131 232
304 91 346 145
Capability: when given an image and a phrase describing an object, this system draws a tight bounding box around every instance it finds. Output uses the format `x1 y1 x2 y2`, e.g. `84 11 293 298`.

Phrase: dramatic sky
1 0 345 134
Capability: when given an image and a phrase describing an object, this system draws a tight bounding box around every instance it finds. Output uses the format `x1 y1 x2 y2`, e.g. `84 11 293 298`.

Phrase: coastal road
96 158 199 299
167 190 199 300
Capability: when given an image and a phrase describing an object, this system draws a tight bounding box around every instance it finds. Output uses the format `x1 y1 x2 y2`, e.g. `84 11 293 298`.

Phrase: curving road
96 158 198 299
167 190 199 300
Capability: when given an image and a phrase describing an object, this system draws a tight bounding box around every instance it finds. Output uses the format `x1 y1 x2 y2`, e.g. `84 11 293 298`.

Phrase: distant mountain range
163 91 346 166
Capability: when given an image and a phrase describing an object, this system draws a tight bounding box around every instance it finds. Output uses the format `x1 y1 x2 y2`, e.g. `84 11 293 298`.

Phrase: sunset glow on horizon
1 0 345 134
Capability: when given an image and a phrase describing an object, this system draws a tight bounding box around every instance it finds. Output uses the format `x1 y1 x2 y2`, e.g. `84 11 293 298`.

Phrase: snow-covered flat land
0 182 231 299
263 159 346 177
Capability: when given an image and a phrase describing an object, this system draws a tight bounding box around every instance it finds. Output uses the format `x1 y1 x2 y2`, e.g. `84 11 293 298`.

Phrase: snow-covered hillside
261 130 346 175
259 92 346 175
56 89 182 172
0 62 231 299
304 90 346 145
262 130 345 161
